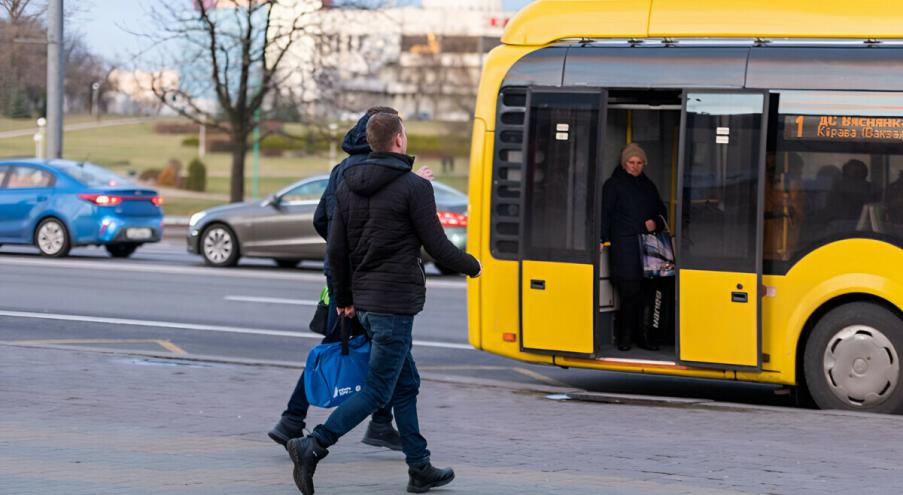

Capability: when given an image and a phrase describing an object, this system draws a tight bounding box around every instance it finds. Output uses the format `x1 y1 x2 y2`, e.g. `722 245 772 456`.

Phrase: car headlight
189 211 207 227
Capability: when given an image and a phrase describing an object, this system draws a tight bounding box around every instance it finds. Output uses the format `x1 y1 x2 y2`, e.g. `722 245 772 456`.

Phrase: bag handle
657 214 671 233
340 315 350 356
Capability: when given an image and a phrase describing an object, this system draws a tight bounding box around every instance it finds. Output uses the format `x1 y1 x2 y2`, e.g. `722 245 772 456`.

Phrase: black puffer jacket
601 166 667 281
328 152 481 314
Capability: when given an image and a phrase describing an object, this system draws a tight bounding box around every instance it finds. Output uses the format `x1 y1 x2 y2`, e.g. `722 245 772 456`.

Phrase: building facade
275 0 513 121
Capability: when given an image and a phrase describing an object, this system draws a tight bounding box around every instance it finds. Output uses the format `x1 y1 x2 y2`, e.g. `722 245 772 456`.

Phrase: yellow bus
466 0 903 413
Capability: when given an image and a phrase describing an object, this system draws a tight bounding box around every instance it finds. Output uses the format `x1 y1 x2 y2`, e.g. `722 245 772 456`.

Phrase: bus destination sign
784 115 903 142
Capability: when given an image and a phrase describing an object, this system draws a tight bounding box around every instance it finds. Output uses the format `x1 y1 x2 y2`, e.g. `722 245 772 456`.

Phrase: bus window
765 91 903 273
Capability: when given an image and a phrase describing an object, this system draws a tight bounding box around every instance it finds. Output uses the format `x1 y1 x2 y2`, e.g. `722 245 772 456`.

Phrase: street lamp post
34 118 47 160
328 122 338 162
46 0 64 159
91 82 101 119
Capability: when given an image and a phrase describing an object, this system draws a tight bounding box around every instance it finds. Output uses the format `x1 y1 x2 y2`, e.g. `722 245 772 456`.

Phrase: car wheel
274 258 301 268
35 218 71 257
803 302 903 413
106 243 139 258
434 263 459 276
201 224 239 267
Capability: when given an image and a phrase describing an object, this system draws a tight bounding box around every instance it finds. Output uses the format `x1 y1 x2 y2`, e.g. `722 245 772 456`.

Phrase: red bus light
151 196 164 207
437 211 467 228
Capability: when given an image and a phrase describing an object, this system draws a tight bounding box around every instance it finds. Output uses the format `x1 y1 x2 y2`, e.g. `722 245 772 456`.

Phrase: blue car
0 159 163 258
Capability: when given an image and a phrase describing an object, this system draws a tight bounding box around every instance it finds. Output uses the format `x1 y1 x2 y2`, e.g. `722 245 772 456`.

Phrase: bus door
676 91 767 369
520 89 606 356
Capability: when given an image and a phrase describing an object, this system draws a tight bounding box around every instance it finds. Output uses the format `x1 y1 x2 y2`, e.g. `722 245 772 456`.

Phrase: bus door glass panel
678 92 765 369
521 90 603 355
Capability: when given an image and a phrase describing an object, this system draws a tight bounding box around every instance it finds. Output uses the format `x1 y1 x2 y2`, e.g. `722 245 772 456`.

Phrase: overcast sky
76 0 533 65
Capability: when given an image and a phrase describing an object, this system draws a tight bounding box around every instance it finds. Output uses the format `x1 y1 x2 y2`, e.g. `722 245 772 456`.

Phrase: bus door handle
731 291 748 303
530 279 546 290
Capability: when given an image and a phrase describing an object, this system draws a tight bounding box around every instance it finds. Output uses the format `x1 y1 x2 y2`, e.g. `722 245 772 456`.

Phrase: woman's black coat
601 166 667 281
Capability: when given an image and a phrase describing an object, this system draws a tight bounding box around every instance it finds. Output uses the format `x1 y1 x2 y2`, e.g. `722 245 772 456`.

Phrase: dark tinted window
282 179 327 203
523 91 600 263
765 91 903 273
5 166 54 189
490 87 528 260
0 165 9 188
681 93 765 272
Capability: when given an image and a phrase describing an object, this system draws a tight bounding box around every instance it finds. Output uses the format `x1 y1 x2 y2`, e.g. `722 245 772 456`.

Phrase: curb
163 217 189 240
4 342 902 421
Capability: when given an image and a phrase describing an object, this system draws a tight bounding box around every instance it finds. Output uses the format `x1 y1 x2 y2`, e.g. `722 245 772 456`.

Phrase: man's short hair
366 106 399 117
366 113 404 152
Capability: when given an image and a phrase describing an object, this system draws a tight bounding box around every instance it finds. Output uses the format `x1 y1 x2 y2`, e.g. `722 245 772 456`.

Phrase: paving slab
2 345 902 495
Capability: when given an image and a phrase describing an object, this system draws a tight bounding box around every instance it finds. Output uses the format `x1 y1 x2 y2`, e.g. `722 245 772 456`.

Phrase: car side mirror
262 194 280 208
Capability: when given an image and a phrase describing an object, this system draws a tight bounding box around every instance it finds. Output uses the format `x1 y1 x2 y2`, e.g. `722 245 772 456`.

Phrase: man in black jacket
269 108 403 452
287 113 481 495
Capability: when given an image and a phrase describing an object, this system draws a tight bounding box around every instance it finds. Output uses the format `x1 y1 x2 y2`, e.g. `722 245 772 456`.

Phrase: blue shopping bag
304 316 370 408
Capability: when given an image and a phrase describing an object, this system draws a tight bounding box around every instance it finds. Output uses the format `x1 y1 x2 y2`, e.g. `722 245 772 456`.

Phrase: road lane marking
511 367 571 388
0 257 467 289
9 338 187 355
224 296 319 306
157 340 188 355
0 310 473 350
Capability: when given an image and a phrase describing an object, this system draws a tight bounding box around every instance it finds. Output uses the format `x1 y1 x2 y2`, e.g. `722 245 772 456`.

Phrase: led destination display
784 115 903 142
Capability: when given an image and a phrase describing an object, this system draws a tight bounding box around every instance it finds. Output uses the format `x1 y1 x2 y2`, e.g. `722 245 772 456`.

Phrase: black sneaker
361 420 403 451
268 415 305 447
407 463 455 493
287 436 329 495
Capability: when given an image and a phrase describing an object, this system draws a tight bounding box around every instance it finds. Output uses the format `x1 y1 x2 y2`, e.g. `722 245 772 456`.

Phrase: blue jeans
283 281 392 425
311 311 430 466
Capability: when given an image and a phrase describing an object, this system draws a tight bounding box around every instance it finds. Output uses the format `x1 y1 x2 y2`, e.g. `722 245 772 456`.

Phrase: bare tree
142 0 329 203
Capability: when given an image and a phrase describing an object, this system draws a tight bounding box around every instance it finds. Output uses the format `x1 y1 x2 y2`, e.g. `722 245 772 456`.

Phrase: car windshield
433 182 467 205
57 162 134 188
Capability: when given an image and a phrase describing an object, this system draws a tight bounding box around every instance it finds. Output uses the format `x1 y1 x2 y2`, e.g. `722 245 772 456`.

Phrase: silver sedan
186 175 468 273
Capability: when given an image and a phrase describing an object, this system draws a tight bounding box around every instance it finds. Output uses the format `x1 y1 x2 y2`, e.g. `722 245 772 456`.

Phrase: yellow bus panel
679 269 759 367
521 260 595 354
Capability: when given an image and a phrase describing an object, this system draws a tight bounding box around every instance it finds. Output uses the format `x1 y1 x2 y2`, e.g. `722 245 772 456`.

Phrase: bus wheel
804 302 903 413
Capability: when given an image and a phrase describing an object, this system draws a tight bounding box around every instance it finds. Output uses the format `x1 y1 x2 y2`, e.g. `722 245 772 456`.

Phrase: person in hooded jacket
287 112 481 495
269 107 430 453
602 143 667 352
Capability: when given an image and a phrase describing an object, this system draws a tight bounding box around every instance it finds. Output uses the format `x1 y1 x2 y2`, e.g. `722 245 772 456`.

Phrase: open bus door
676 91 768 370
519 89 606 356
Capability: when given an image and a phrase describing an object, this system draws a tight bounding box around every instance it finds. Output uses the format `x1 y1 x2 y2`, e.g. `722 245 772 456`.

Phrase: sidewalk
2 344 902 495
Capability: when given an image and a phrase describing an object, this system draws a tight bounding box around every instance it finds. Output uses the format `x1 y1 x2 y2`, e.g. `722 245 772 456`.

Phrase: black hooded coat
313 114 373 241
601 166 667 281
328 152 481 315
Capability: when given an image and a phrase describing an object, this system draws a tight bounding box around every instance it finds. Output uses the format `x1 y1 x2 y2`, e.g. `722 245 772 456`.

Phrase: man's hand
336 305 356 319
645 219 656 233
415 166 434 181
471 260 483 278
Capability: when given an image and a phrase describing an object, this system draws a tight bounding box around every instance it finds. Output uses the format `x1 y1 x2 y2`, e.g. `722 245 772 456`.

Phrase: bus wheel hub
824 325 899 407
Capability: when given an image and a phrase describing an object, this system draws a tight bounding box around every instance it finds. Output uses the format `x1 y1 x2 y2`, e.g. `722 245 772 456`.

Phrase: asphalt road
0 240 798 408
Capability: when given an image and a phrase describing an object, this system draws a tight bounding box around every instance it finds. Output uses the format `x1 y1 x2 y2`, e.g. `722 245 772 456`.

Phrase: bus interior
599 90 681 361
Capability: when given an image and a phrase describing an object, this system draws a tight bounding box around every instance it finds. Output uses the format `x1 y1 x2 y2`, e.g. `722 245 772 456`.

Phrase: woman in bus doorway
602 143 668 352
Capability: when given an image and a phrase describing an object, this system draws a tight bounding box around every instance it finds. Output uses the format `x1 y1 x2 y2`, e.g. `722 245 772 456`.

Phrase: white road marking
0 310 474 350
0 257 467 289
224 296 319 306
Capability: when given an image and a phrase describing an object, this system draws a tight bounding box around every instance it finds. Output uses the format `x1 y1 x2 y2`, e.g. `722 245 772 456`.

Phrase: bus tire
803 301 903 413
